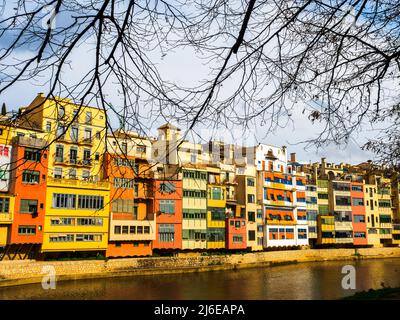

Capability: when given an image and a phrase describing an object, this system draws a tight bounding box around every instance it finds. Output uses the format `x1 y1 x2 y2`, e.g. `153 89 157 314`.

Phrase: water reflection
0 259 400 300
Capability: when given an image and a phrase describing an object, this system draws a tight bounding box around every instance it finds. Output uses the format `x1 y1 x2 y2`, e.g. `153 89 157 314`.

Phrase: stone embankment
1 247 400 287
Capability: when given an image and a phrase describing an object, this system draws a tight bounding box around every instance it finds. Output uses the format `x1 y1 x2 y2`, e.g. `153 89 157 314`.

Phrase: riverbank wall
1 247 400 288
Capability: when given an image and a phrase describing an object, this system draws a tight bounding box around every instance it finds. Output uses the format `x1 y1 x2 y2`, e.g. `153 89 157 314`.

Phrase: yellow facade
317 215 335 245
0 195 15 245
207 184 226 249
182 168 208 250
42 179 110 251
19 94 110 253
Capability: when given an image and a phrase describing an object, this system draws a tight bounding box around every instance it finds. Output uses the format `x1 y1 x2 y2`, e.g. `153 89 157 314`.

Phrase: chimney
290 153 296 163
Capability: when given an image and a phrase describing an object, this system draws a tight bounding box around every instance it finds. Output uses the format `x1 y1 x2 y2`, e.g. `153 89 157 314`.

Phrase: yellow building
207 167 226 249
19 94 110 254
316 215 335 245
181 166 208 250
236 165 263 251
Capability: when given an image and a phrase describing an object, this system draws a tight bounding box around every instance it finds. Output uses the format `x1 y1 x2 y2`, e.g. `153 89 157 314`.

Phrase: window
69 168 76 179
46 121 51 132
70 126 79 142
144 226 150 234
0 197 10 213
0 169 7 181
335 196 351 206
378 200 391 208
113 177 134 189
247 178 255 186
96 131 101 139
82 170 90 180
307 211 317 221
69 147 78 164
52 193 76 209
158 224 175 242
114 226 121 234
207 228 225 242
351 185 363 192
20 199 38 214
55 145 64 162
333 182 350 191
95 152 100 161
121 142 127 154
122 226 129 234
54 167 62 179
49 234 74 242
354 215 365 223
75 234 102 242
78 195 104 210
129 226 136 234
136 145 147 153
112 199 136 214
308 226 317 233
352 198 364 206
24 148 41 162
159 200 175 214
85 111 92 124
84 128 92 142
83 149 91 162
160 182 176 193
51 217 75 226
77 218 103 226
190 153 197 163
248 230 256 241
22 170 40 184
58 106 65 118
18 226 36 235
247 194 255 203
354 232 366 238
248 211 255 222
210 187 223 200
233 235 243 243
318 193 328 199
210 207 225 220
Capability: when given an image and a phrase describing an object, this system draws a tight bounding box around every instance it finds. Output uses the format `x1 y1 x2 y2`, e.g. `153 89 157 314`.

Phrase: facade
1 94 400 260
8 135 48 257
105 130 155 257
181 166 208 250
19 94 110 255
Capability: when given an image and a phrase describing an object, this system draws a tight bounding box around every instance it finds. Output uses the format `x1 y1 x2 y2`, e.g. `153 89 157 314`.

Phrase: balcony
335 221 353 231
47 176 110 189
80 138 93 146
53 157 92 167
0 213 12 224
13 136 47 149
109 213 156 241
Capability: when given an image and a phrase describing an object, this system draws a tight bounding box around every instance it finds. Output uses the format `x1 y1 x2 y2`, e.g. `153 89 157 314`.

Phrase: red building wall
152 179 182 250
9 143 48 244
351 182 368 245
104 152 154 257
226 217 247 250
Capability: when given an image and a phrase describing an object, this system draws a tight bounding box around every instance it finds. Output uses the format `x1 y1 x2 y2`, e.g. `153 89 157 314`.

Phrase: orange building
226 209 247 250
351 181 368 245
104 149 155 258
9 135 48 257
152 179 183 251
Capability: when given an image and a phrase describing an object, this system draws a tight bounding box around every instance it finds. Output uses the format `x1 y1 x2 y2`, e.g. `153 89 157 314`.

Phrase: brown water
1 258 400 300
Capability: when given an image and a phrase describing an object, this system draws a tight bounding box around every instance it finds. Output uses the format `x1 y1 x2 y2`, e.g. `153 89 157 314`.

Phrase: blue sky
0 1 381 165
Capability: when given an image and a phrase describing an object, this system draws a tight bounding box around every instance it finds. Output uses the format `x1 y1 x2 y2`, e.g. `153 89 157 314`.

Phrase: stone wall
1 247 400 287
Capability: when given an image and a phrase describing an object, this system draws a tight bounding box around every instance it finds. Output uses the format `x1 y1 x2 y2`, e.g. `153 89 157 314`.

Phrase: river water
1 258 400 299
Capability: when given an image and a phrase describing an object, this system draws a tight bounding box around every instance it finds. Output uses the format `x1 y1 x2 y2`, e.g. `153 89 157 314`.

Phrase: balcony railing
47 176 110 189
0 213 12 223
